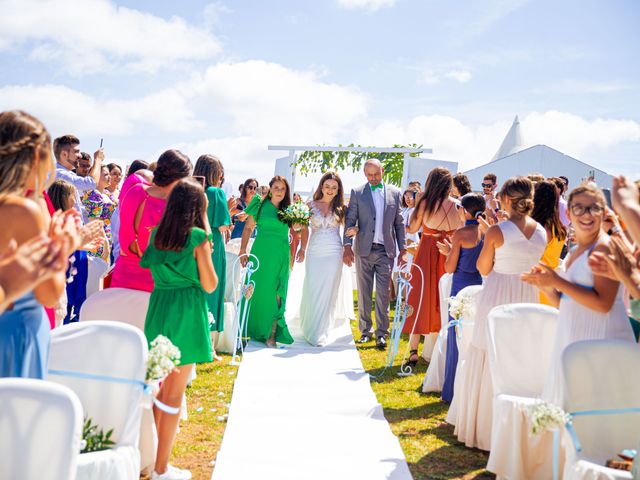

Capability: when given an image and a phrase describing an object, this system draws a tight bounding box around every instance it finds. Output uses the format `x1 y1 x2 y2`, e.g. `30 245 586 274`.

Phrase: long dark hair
240 178 259 202
193 154 222 188
412 167 452 223
126 160 148 177
256 176 291 222
532 180 567 241
312 171 346 222
153 149 192 187
154 178 206 252
453 173 472 197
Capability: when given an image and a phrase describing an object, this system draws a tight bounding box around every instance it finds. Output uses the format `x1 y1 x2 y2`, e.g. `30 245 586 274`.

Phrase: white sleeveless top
493 220 547 275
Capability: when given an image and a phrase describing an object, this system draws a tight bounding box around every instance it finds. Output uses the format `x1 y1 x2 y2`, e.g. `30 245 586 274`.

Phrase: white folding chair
486 303 559 480
444 284 483 421
79 287 156 474
422 273 453 364
561 340 640 480
0 378 82 480
422 274 453 391
79 287 150 331
48 321 148 480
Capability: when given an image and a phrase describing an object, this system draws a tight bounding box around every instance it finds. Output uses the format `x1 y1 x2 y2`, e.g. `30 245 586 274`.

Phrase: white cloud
184 60 368 142
0 0 222 74
337 0 397 12
444 70 472 83
354 112 640 174
0 84 198 137
522 111 640 159
418 66 472 85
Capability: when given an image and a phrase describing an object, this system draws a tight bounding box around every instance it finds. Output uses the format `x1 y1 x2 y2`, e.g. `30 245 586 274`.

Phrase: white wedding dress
296 202 348 346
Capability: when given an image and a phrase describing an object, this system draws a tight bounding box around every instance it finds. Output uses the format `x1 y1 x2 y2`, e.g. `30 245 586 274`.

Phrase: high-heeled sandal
403 349 420 370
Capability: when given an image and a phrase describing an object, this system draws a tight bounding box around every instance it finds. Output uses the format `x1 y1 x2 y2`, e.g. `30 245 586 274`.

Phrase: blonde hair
500 176 534 215
0 110 52 197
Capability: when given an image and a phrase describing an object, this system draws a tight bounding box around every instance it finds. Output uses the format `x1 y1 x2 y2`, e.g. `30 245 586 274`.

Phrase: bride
298 172 348 346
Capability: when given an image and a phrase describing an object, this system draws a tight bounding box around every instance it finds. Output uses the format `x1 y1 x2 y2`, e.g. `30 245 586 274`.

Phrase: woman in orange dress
402 167 463 368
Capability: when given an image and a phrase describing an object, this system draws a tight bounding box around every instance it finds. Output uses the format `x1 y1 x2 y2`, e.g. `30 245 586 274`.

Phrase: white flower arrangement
279 201 310 230
527 401 570 435
146 335 181 382
448 291 476 321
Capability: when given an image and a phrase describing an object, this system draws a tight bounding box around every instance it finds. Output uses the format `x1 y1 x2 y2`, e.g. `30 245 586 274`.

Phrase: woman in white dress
522 182 635 404
298 172 347 346
451 176 547 451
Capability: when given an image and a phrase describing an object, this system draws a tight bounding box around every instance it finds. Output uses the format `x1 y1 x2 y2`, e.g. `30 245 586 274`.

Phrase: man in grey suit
343 159 406 350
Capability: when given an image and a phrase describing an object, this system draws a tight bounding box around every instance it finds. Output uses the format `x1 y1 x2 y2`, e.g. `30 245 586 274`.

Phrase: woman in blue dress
437 193 486 403
230 178 258 240
0 110 75 378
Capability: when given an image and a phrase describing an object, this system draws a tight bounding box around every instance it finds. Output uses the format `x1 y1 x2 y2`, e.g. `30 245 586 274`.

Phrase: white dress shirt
371 184 385 244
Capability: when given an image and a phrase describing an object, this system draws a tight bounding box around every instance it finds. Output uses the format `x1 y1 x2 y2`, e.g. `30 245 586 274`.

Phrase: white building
464 116 614 190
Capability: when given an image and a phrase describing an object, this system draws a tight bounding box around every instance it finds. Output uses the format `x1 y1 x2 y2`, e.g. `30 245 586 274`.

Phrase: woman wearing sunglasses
230 178 259 240
522 182 635 404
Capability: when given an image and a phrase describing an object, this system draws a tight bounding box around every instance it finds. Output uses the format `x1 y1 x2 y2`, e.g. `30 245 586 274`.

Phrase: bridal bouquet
448 291 476 320
279 201 311 231
527 401 570 435
146 335 181 382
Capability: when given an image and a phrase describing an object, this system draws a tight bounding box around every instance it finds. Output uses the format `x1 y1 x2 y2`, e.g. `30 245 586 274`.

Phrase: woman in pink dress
110 150 191 292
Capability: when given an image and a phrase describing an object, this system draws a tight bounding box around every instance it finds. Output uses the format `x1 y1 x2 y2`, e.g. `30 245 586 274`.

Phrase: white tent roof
491 115 525 161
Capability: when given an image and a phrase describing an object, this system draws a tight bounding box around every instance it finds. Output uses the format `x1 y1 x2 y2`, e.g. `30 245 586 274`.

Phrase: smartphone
494 199 501 212
99 138 103 149
412 190 417 200
192 175 206 188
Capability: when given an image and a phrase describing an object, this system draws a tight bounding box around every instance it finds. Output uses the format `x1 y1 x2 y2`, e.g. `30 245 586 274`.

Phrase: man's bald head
363 158 384 186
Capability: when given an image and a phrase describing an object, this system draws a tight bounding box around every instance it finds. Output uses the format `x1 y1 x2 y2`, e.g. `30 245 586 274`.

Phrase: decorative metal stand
371 258 424 379
229 253 260 366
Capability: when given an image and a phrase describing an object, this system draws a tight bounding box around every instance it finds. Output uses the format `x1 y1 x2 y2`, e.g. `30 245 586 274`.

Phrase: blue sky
0 0 638 189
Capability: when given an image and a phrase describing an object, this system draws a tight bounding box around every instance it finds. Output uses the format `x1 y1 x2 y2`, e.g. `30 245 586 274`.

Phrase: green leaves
81 416 115 453
295 143 423 187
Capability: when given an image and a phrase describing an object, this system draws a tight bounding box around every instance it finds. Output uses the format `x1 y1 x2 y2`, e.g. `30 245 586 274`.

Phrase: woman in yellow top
532 179 567 305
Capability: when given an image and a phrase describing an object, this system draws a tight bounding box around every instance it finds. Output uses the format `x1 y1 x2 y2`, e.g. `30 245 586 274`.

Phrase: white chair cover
485 303 559 479
562 340 640 480
48 321 147 480
86 257 110 299
445 284 482 425
422 273 453 363
79 287 150 331
0 378 83 480
78 287 156 474
217 302 238 354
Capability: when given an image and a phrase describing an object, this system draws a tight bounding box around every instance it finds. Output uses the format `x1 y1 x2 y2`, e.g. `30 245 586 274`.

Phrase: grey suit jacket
343 183 406 258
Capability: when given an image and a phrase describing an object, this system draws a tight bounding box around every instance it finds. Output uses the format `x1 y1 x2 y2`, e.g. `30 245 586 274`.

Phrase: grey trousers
356 244 393 338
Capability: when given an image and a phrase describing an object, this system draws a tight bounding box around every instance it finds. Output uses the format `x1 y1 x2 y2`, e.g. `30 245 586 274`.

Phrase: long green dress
244 195 294 344
205 186 231 333
141 227 213 365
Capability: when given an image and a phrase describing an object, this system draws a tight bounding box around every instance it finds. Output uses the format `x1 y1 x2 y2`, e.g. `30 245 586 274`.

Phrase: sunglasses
570 204 604 216
481 183 493 189
246 185 257 190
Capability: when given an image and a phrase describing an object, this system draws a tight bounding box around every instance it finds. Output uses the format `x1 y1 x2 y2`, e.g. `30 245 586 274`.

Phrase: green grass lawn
175 298 493 480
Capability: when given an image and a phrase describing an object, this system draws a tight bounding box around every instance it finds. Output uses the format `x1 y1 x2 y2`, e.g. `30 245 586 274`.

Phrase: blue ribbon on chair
552 406 640 480
48 368 181 415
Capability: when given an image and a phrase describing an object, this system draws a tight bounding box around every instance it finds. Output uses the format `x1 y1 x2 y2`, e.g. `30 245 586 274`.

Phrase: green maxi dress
141 227 213 365
244 195 294 344
205 186 231 333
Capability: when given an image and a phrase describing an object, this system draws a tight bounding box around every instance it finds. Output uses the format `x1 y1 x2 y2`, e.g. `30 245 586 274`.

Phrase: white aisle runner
211 321 413 480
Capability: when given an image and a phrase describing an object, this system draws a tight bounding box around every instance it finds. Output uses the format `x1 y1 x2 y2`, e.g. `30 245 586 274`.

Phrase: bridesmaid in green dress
140 177 218 480
239 176 295 347
193 154 232 360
